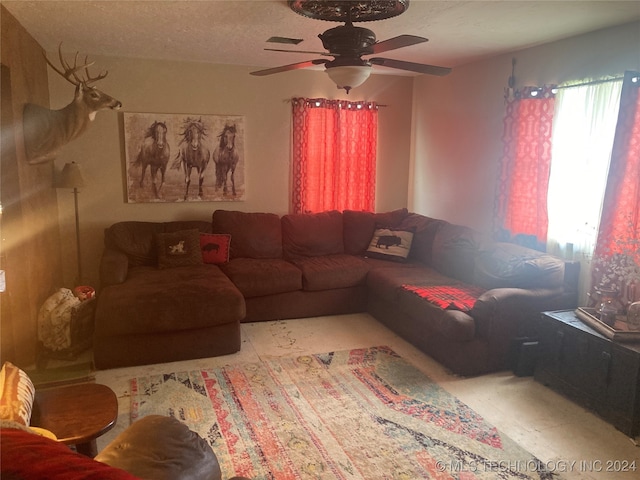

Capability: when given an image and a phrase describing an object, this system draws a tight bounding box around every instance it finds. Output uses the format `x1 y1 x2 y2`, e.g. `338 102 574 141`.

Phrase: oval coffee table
31 383 118 457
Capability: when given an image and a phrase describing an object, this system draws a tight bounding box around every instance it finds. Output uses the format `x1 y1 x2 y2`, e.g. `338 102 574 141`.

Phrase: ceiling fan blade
265 48 334 56
370 57 451 76
250 59 328 76
267 36 303 45
371 35 428 54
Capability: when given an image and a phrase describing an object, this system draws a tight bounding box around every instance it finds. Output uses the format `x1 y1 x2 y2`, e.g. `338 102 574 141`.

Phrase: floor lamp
58 162 85 285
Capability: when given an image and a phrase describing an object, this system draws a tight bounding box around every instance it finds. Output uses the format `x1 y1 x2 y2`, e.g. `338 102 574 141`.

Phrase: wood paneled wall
1 5 63 367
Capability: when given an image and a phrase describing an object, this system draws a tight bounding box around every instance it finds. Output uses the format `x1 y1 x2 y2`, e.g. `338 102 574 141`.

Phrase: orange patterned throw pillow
0 362 36 426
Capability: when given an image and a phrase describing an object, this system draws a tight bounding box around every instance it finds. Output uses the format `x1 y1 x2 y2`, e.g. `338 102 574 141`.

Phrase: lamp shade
326 65 372 93
58 162 85 189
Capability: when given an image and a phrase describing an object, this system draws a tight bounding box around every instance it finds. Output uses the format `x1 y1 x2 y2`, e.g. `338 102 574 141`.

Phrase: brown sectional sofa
94 209 579 375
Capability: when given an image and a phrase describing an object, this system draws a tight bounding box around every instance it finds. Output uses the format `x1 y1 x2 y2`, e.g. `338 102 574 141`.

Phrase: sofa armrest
472 287 563 339
99 249 129 288
471 287 565 370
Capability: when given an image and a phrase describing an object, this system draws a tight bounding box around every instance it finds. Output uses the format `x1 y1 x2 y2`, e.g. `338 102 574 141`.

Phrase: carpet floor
130 346 557 479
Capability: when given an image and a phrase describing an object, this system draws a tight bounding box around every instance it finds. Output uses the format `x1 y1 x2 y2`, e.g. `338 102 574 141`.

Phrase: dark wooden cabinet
534 310 640 439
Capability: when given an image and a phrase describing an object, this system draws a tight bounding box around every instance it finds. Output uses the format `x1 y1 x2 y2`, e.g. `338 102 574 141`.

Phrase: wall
1 5 63 367
409 21 640 233
48 56 414 288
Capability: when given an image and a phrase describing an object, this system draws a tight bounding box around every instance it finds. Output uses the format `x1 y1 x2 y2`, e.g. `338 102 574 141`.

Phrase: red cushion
1 428 140 479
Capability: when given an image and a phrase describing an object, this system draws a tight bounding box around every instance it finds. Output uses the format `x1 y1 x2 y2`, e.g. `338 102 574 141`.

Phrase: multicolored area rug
130 346 554 479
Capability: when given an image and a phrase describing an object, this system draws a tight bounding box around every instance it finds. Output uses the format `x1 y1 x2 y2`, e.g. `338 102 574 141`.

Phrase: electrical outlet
0 270 5 292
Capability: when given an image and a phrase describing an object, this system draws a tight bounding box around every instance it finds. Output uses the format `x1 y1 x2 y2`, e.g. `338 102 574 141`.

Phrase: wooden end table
31 383 118 457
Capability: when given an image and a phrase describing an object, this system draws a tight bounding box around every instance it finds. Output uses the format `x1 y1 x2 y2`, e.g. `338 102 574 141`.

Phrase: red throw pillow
200 234 231 264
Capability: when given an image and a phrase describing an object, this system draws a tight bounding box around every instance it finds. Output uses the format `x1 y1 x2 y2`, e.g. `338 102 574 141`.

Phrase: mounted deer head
23 44 122 164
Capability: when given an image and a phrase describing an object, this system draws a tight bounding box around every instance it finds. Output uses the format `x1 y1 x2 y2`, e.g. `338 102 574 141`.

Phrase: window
291 98 377 214
496 72 640 305
546 79 623 301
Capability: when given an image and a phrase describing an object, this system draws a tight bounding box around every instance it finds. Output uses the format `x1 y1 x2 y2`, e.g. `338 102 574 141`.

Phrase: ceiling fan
250 0 451 93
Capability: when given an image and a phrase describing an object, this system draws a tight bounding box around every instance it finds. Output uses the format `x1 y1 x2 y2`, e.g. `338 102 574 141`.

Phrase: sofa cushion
163 221 212 235
365 226 414 262
212 210 282 259
431 222 483 284
199 233 231 264
473 242 565 290
95 265 244 337
220 258 302 297
282 210 344 259
398 214 445 265
290 254 370 291
366 263 454 303
156 229 203 269
343 208 408 255
105 221 164 267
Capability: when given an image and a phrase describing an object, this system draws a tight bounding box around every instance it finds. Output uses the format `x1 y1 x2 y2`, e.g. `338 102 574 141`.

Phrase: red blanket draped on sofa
402 284 486 312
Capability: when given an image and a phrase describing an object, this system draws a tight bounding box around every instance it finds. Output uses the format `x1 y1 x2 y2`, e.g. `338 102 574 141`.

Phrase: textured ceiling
3 1 640 76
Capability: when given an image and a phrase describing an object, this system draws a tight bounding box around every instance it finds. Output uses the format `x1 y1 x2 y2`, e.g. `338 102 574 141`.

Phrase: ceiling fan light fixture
326 65 371 93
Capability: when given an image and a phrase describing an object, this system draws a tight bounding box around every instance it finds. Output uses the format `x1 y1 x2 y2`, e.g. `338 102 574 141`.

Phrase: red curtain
495 86 556 249
291 98 377 214
593 72 640 300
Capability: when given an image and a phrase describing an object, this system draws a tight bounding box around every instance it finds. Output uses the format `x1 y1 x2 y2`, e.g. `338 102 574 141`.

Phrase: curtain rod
553 76 625 90
290 98 387 107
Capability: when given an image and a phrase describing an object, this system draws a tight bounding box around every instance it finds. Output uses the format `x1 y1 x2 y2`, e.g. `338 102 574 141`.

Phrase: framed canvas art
123 112 245 202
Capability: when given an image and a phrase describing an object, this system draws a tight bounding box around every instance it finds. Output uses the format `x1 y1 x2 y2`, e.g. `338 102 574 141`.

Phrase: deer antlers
44 43 108 87
24 42 121 164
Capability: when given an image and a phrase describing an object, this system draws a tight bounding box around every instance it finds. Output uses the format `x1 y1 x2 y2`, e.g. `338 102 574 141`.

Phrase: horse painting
133 121 170 199
171 118 211 200
213 123 240 196
125 112 245 203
